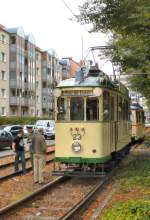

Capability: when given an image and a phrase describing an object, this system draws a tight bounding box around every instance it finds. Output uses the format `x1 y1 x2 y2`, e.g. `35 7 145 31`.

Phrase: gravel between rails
0 156 57 210
4 177 100 220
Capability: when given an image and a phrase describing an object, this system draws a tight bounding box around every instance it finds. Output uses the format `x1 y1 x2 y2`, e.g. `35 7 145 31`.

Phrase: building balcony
10 80 17 88
42 88 47 94
21 98 28 106
42 73 47 81
10 97 29 107
10 97 19 105
42 102 47 108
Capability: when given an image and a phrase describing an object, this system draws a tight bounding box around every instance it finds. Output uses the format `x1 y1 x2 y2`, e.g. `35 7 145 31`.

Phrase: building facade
0 24 62 117
0 25 10 116
59 57 80 80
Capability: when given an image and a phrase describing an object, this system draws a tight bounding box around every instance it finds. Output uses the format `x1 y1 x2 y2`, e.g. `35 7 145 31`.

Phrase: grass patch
117 160 150 192
12 191 32 202
101 200 150 220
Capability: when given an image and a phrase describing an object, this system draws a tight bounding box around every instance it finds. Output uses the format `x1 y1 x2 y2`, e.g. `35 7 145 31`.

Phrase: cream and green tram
130 103 145 141
53 68 131 176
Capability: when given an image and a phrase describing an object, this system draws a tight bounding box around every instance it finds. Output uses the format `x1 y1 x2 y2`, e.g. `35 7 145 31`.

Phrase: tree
78 0 150 105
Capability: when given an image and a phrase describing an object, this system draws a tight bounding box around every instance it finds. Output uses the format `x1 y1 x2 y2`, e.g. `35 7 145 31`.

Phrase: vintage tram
53 66 131 176
130 103 145 141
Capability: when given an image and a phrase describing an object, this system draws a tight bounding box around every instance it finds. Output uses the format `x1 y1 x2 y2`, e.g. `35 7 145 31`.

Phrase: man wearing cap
33 128 47 184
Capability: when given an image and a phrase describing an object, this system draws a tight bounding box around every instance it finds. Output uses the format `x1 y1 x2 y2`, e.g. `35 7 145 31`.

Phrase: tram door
110 95 116 152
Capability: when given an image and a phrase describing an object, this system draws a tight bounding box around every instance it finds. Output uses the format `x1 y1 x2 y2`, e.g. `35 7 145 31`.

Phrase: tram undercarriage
52 143 132 177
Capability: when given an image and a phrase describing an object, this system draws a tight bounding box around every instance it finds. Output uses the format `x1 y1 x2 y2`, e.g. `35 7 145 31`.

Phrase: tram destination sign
62 90 94 97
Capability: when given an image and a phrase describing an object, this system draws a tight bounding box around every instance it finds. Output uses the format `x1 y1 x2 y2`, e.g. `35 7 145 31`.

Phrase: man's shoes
34 181 38 184
39 182 45 185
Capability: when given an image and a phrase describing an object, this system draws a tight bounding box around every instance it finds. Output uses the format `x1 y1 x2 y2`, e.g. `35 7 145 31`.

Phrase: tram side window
103 91 110 122
57 97 66 120
110 96 115 121
70 97 84 120
86 98 99 120
136 111 140 123
118 97 122 120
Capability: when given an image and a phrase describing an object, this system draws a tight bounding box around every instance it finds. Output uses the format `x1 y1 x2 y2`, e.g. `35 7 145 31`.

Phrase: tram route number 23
73 134 81 140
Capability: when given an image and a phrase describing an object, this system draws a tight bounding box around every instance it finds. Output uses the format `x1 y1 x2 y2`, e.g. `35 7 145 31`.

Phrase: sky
0 0 113 74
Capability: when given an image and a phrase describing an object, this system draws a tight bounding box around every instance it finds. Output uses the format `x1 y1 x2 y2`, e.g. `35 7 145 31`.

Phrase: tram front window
57 97 67 120
70 97 84 120
86 98 99 120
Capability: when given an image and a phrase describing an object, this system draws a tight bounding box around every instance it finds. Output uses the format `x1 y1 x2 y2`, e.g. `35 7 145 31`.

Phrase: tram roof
58 77 114 88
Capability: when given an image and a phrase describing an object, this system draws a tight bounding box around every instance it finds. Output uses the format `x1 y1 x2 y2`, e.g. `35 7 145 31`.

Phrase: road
0 139 55 158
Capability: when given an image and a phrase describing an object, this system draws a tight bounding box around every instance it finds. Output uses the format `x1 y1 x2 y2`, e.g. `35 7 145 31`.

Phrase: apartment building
35 47 42 117
0 25 10 116
59 57 80 79
35 49 61 118
41 50 61 118
25 34 36 116
0 24 62 117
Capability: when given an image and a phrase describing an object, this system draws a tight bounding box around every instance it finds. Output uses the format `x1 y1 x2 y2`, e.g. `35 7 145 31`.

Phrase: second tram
130 103 145 141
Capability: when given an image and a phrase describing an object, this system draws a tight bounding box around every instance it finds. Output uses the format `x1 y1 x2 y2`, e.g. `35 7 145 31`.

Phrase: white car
23 125 35 138
35 120 55 139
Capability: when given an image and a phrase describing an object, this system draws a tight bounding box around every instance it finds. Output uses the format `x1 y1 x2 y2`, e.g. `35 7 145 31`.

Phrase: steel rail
0 176 68 218
60 143 141 219
0 156 54 181
0 143 140 219
0 148 54 168
60 167 118 220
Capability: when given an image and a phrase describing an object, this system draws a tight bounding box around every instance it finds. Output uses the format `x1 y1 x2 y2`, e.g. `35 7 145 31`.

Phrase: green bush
101 200 150 220
0 116 53 125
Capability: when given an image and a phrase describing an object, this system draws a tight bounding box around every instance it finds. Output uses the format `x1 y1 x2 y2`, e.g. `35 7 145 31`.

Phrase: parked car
44 125 55 140
0 130 13 149
35 120 55 140
4 125 23 138
23 125 35 138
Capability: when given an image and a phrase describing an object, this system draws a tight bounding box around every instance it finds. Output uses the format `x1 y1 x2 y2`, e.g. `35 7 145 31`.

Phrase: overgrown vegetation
101 200 150 220
0 116 51 126
78 0 150 106
101 159 150 219
118 160 150 192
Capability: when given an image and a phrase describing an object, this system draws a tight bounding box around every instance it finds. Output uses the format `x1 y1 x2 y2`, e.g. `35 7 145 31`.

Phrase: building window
36 110 39 116
1 71 6 80
11 36 16 44
36 81 39 88
1 52 6 62
36 53 39 60
1 35 6 44
36 96 39 102
1 107 6 116
36 67 39 75
1 89 6 98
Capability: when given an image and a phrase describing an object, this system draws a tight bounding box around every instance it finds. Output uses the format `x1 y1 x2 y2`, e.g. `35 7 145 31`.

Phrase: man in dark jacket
12 129 26 175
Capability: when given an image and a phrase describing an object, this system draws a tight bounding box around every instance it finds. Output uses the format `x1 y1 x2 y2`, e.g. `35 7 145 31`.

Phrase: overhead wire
61 0 90 33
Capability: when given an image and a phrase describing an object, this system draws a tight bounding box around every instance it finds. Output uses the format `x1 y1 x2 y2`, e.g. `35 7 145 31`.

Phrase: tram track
0 150 55 182
0 144 139 220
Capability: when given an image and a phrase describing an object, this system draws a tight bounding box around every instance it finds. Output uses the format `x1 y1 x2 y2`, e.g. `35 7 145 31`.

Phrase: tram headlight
72 141 81 152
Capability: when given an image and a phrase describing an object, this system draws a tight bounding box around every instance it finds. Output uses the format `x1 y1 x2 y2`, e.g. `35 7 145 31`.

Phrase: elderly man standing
33 128 47 184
